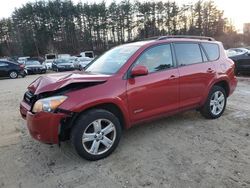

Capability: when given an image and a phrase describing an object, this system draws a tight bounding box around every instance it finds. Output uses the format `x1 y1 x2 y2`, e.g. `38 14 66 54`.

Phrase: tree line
0 0 244 57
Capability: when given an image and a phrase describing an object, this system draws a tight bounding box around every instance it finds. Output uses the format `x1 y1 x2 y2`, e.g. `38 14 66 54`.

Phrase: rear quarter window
202 43 220 61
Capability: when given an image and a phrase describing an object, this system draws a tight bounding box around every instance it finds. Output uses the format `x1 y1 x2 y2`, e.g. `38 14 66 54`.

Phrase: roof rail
157 35 215 41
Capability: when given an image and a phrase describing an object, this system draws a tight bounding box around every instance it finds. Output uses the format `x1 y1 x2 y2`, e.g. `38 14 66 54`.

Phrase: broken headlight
32 96 67 113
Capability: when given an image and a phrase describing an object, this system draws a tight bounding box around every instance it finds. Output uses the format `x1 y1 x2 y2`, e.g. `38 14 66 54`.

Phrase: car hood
79 61 91 65
28 72 111 95
56 63 73 66
25 65 44 68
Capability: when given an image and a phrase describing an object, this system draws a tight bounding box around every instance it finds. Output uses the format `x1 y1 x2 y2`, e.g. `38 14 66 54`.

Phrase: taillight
19 64 25 69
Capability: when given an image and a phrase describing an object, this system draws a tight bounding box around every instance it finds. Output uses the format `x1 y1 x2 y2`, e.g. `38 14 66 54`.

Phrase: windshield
25 61 40 65
85 45 140 74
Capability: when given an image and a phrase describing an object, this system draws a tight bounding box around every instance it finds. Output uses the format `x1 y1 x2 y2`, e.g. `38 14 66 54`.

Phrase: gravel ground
0 74 249 188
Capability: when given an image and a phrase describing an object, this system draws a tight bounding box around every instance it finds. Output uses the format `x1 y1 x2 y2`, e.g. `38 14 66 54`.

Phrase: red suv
20 36 237 160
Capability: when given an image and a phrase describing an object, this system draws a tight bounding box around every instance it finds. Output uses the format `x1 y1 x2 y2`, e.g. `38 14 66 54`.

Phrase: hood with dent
28 71 110 95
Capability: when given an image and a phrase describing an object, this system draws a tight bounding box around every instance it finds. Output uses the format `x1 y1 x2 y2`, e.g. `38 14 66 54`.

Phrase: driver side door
126 44 179 123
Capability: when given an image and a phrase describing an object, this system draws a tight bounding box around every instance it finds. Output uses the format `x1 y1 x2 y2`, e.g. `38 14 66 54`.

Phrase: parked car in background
226 48 248 57
0 60 26 78
44 54 57 69
80 51 95 58
58 54 71 59
70 56 78 61
25 60 46 74
28 57 45 64
52 58 75 72
17 56 30 65
74 56 92 70
227 48 250 74
20 36 237 161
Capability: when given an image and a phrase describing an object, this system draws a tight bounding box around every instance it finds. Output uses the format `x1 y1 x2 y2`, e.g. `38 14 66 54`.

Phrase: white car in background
58 54 71 59
80 51 95 58
44 54 57 69
17 56 30 65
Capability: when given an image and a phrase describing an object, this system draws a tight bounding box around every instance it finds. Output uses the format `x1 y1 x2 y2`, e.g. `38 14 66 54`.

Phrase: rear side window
134 44 173 73
202 43 220 61
174 43 203 66
0 61 8 66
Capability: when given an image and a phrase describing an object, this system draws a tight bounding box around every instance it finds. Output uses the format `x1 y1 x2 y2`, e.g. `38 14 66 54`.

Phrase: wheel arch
213 80 230 97
200 78 230 107
8 69 18 74
59 102 128 142
8 69 19 78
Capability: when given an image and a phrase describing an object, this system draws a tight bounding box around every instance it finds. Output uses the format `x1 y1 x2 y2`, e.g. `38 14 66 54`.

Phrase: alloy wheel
210 91 225 116
82 119 116 155
10 71 18 79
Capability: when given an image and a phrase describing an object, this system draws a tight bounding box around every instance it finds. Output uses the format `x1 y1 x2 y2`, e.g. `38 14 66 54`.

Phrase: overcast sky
1 0 249 32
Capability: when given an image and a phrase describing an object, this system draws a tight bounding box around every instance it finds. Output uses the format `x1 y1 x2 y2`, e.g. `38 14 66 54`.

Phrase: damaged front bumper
20 101 69 144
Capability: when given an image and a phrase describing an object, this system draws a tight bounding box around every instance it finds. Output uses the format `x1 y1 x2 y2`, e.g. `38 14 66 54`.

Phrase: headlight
32 96 67 113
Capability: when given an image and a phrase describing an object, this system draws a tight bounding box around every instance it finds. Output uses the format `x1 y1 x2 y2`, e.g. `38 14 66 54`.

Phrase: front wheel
71 109 122 161
200 86 227 119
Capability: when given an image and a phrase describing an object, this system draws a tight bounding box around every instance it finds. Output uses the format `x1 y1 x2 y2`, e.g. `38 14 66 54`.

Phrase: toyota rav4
20 36 237 160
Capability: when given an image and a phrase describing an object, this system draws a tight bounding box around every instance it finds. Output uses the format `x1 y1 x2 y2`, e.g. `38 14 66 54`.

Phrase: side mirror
131 65 148 77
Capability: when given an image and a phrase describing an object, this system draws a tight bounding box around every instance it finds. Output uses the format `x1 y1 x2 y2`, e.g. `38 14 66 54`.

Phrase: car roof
123 36 220 49
0 60 18 65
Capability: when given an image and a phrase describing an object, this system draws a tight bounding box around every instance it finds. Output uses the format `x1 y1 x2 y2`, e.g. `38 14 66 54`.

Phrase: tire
200 85 227 119
71 109 122 161
9 70 18 79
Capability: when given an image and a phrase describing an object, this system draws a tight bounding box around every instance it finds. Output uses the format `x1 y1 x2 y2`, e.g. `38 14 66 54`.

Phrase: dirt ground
0 74 249 188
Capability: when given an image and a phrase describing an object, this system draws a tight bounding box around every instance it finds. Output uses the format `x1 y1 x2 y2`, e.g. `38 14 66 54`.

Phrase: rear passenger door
173 42 216 109
0 61 9 77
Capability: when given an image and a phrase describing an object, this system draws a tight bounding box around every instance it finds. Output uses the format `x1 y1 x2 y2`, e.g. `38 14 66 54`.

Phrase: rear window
85 52 94 58
202 43 220 61
46 55 56 59
174 43 203 66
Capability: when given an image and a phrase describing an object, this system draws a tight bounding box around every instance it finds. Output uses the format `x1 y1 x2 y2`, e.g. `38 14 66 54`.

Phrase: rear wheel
200 86 227 119
9 71 18 79
71 109 122 161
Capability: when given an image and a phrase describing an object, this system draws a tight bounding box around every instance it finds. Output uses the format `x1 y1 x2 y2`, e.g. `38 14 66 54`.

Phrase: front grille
24 91 35 105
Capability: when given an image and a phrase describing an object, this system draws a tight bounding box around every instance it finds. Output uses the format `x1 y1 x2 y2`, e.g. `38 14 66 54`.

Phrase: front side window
174 43 203 66
134 44 173 73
